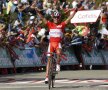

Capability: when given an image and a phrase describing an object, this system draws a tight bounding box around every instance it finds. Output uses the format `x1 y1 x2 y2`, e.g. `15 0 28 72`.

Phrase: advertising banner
14 48 39 67
60 47 79 65
0 48 13 68
100 50 108 65
0 47 108 68
0 48 40 68
71 10 101 23
82 49 104 65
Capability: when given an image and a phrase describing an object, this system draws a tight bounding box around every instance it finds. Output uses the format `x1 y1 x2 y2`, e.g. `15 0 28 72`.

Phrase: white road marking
33 80 44 84
0 85 48 89
99 85 108 87
0 79 108 85
8 81 34 84
56 80 80 84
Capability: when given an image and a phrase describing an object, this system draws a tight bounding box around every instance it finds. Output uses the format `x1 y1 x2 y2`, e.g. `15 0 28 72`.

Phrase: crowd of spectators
0 0 108 71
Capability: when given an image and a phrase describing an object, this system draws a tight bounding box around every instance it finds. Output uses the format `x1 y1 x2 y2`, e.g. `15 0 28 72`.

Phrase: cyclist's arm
35 7 47 24
65 9 77 24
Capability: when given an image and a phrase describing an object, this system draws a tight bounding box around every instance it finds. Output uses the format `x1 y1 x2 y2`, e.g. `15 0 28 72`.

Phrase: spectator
0 0 3 14
45 3 52 15
21 0 28 4
16 3 26 26
0 23 6 31
13 18 21 29
2 0 7 9
27 1 37 15
72 0 78 8
100 3 108 29
43 0 48 9
6 0 13 14
28 0 33 5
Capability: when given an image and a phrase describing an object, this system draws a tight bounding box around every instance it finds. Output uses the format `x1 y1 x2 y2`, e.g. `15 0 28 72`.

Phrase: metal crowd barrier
0 47 108 68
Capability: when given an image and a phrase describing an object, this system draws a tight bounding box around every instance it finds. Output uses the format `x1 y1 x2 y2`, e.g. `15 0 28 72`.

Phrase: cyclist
35 7 77 84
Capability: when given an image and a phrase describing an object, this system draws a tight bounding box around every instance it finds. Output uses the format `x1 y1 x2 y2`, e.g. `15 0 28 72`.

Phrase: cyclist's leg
55 43 62 71
56 48 62 64
45 56 51 83
46 57 51 78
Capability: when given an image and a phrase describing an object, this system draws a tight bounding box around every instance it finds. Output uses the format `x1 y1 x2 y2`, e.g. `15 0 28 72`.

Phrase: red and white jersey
46 21 66 42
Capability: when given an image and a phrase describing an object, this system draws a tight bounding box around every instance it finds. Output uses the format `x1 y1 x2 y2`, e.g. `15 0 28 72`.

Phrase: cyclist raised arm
35 7 77 25
65 9 77 24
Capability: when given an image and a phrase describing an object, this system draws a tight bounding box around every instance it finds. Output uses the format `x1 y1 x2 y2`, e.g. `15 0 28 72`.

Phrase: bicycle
45 52 67 89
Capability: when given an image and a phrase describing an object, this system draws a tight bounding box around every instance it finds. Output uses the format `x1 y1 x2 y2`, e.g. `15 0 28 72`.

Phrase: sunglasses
53 16 60 19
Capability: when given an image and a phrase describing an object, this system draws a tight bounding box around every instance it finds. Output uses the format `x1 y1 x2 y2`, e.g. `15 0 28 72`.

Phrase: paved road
0 70 108 90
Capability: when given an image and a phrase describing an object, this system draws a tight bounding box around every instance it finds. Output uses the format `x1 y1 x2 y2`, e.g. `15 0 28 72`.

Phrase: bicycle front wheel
48 58 53 89
52 75 55 88
51 58 56 88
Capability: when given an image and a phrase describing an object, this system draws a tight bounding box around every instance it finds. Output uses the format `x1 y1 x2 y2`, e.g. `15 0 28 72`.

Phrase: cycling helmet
52 11 61 18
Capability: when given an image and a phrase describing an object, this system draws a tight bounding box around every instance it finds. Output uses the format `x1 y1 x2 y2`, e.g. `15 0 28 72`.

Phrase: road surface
0 70 108 90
